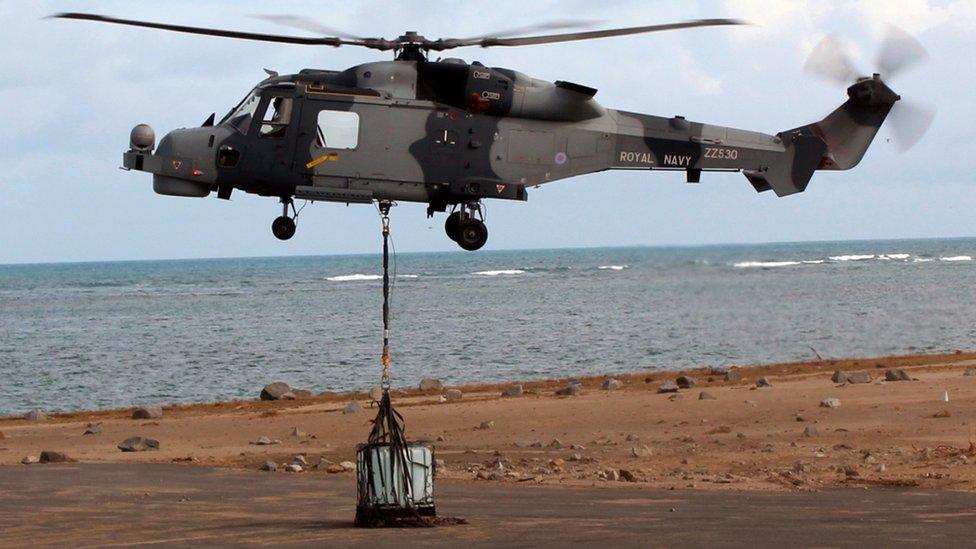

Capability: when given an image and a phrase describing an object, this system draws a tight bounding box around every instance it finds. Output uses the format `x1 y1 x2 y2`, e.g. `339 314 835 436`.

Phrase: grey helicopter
54 13 933 251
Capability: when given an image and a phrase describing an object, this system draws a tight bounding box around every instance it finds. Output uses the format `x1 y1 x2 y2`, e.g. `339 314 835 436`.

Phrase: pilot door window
259 97 293 139
315 110 359 150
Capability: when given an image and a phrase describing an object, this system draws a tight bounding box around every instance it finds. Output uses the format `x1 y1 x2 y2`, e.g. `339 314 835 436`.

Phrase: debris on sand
820 398 841 409
131 406 162 420
803 426 819 438
419 378 444 391
556 382 583 396
290 427 308 438
444 389 463 401
21 455 38 465
260 461 277 472
502 384 524 397
657 381 679 394
676 376 697 389
260 381 292 401
631 445 652 458
699 391 716 401
756 377 773 388
284 463 303 473
22 410 48 421
252 436 281 446
933 409 951 418
601 379 623 391
118 436 160 452
885 369 912 382
343 401 363 415
39 451 74 464
476 421 495 430
83 423 102 435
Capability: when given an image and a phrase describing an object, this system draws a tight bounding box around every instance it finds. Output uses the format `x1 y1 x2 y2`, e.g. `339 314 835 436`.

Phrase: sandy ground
4 463 976 547
3 352 976 492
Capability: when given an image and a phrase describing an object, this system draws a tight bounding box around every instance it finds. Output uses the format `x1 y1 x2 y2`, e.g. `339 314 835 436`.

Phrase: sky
1 0 975 264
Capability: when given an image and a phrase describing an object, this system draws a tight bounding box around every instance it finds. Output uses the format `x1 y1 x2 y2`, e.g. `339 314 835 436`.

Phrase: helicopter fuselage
123 58 896 247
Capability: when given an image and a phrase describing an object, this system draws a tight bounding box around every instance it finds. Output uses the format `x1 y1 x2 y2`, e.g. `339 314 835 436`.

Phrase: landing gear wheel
444 211 464 242
457 218 488 251
271 216 296 241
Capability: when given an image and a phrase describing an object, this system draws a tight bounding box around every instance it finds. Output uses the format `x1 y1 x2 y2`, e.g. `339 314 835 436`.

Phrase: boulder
846 371 872 384
556 383 582 396
39 451 74 464
885 369 912 382
260 461 277 472
260 382 292 401
291 389 312 399
676 376 696 389
820 398 841 409
118 436 160 452
419 378 444 391
756 377 773 388
618 469 637 482
340 461 356 472
698 391 717 401
131 406 163 420
802 426 819 438
21 455 38 465
23 410 48 421
292 455 309 467
724 370 742 383
831 370 848 383
343 401 363 415
501 384 524 397
443 389 463 401
279 392 297 400
284 463 303 473
601 379 624 391
657 381 679 394
83 423 102 435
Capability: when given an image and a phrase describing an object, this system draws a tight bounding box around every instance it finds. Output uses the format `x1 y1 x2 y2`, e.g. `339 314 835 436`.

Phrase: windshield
227 91 261 134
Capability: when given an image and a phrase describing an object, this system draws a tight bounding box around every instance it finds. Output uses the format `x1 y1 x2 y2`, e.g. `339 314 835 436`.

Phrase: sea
2 238 975 416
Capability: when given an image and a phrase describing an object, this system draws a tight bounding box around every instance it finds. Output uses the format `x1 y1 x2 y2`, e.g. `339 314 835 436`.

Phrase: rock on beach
118 436 160 452
131 406 162 420
260 382 293 401
502 384 524 397
419 378 444 391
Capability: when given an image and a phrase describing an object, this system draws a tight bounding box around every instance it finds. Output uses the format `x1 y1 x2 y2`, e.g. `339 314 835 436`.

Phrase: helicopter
55 13 933 251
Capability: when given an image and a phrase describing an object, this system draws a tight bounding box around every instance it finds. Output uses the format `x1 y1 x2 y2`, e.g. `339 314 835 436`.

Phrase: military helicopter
55 13 933 251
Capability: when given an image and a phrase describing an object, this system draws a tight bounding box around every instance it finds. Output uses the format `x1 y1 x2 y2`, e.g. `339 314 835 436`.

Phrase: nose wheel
272 198 298 241
445 203 488 251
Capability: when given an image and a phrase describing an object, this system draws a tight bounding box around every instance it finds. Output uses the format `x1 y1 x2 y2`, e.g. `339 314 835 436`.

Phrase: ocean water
1 239 975 415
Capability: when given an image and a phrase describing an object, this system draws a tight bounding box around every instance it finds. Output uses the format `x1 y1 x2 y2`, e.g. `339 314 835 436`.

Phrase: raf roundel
554 152 568 165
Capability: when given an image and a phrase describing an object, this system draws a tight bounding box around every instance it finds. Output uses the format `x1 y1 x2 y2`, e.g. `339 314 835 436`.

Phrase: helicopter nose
150 127 216 197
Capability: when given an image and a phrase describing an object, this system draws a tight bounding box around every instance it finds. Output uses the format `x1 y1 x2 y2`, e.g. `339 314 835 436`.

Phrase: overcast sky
1 0 974 264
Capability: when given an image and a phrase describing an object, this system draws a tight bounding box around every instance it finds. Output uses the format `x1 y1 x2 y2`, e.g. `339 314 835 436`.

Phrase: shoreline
3 351 976 493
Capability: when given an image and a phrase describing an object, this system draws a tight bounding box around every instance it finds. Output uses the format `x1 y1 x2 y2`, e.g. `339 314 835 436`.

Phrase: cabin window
316 110 359 149
260 97 293 138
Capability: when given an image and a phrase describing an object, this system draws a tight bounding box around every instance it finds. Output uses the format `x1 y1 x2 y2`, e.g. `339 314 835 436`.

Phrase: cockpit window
260 97 293 138
228 91 260 134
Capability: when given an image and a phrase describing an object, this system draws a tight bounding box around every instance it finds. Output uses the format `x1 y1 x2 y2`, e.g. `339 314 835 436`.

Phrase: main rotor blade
876 25 928 79
49 12 385 48
252 15 366 41
442 18 745 49
888 100 935 152
804 34 862 85
460 19 602 40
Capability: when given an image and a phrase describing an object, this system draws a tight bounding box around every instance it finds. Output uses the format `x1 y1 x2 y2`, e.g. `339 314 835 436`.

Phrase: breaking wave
940 256 972 262
829 254 875 262
473 269 525 276
598 265 628 270
325 274 383 282
734 261 803 268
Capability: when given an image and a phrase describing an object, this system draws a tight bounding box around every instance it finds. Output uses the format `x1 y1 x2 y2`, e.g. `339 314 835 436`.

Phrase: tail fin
747 75 897 197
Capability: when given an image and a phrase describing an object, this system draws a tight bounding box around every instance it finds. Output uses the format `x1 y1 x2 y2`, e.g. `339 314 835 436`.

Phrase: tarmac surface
2 463 975 548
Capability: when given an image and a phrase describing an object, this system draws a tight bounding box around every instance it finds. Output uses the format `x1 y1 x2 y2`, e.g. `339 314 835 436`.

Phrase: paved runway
1 464 974 547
